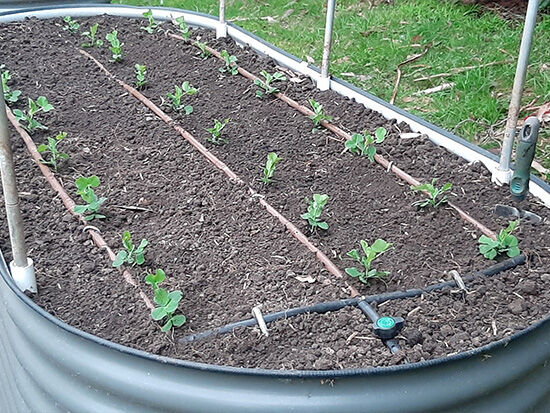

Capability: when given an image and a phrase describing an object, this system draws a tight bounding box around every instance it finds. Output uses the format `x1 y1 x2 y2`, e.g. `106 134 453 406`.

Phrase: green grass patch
114 0 549 171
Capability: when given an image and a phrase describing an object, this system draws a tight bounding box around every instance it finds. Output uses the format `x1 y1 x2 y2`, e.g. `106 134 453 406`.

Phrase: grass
114 0 549 175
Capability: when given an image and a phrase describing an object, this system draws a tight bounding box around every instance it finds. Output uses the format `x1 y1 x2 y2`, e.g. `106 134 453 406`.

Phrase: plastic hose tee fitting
373 316 405 340
10 257 37 293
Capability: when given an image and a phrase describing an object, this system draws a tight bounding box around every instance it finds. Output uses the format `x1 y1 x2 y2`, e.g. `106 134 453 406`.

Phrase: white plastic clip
450 270 467 292
252 306 269 337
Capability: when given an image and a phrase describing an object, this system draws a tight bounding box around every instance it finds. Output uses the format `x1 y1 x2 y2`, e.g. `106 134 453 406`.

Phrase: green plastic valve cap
373 316 404 340
377 316 396 329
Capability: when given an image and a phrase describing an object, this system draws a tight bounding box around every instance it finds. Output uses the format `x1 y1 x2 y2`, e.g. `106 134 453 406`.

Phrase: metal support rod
0 80 28 268
495 0 540 183
318 0 336 90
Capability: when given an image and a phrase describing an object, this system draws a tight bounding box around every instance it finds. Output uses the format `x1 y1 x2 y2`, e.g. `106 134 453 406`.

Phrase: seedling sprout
13 96 54 132
206 118 229 145
135 64 147 89
112 231 148 267
261 152 282 184
37 132 69 171
308 98 332 130
105 30 124 62
219 50 238 75
141 9 160 34
410 178 452 208
1 66 21 103
254 70 286 98
346 239 392 284
174 16 190 39
478 220 521 260
62 16 80 33
301 194 329 231
166 82 197 114
146 269 186 332
81 23 103 48
344 127 387 162
194 41 211 59
73 175 107 221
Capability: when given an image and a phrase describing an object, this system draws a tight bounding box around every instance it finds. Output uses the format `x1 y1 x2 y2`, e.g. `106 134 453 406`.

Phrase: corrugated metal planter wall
0 5 549 413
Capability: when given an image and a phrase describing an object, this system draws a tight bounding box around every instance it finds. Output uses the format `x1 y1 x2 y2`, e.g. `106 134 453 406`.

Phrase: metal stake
216 0 227 38
493 0 540 185
318 0 336 91
0 81 36 292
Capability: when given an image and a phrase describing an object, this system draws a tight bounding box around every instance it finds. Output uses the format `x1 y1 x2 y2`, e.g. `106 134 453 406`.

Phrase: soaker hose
180 254 525 343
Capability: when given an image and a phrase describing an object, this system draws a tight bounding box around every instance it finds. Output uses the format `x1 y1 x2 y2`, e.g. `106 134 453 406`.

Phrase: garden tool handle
510 117 540 202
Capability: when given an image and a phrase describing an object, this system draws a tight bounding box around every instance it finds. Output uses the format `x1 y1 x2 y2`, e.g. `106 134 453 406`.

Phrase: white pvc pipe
216 0 227 38
494 0 540 185
318 0 336 91
0 79 36 293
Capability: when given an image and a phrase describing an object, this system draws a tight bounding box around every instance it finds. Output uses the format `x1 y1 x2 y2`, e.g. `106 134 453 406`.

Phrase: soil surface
0 16 548 370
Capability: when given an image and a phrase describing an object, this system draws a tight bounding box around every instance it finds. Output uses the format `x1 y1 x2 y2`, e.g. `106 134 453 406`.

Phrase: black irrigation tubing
180 254 526 343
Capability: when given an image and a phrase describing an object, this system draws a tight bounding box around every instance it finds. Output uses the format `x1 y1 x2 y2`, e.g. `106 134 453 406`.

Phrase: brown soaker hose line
171 34 498 241
5 108 155 310
78 50 357 297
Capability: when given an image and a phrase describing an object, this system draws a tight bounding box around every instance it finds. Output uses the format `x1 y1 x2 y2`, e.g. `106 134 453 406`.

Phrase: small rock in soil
405 328 424 346
541 274 550 282
519 280 538 295
508 299 528 315
81 262 95 273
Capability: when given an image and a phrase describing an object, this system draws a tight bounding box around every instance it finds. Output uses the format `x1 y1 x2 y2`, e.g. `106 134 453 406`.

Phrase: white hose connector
216 22 227 38
10 257 37 293
491 168 512 186
317 76 330 91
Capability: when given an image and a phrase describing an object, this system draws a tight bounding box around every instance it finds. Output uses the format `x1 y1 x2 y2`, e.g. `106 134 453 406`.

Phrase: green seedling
37 132 69 171
261 152 281 184
106 30 124 62
219 50 238 75
346 239 392 284
206 118 229 145
181 81 198 95
254 70 286 98
73 175 107 221
145 268 166 290
478 220 520 260
145 269 186 332
194 41 211 59
345 127 387 162
13 96 54 132
135 64 147 88
141 9 160 34
411 178 452 208
301 194 329 231
152 286 186 332
166 82 197 114
112 230 148 267
174 16 190 39
1 67 21 103
81 23 103 48
62 16 80 32
308 98 332 130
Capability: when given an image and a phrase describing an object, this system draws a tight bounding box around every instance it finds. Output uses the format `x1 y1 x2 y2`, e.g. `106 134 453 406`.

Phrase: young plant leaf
345 239 392 285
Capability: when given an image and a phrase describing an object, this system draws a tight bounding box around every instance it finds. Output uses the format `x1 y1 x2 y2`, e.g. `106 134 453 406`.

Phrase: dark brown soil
0 15 547 370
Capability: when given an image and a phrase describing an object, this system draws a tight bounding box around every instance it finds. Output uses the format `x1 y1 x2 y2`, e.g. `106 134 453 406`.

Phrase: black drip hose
180 254 526 343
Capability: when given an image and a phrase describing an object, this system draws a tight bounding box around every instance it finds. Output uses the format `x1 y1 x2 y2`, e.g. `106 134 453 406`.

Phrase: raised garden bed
0 11 548 375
